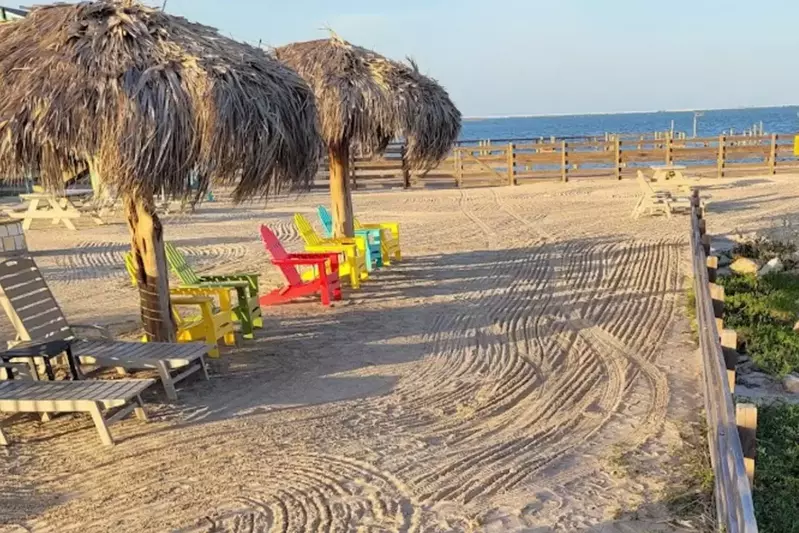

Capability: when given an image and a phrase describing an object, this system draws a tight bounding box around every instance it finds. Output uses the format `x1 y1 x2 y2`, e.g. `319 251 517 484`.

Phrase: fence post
561 141 569 182
736 403 758 486
665 132 673 165
769 133 777 175
400 144 411 188
507 143 516 186
454 148 463 187
717 135 726 178
614 137 622 180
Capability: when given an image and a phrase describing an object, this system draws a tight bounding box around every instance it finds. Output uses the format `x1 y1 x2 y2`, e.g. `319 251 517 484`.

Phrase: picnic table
649 164 687 182
8 189 104 230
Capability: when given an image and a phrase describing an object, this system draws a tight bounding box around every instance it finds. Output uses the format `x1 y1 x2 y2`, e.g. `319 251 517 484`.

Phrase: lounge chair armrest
272 257 330 266
191 279 248 288
172 286 230 298
198 274 260 283
70 324 113 339
289 252 340 260
170 295 213 306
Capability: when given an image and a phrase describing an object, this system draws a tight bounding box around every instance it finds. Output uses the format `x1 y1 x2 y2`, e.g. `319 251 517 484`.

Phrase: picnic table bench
7 189 105 230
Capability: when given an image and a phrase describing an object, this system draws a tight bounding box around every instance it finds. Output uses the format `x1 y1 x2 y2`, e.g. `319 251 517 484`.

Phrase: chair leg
87 402 114 446
156 361 179 401
349 256 360 289
133 395 148 421
0 419 8 445
199 356 210 381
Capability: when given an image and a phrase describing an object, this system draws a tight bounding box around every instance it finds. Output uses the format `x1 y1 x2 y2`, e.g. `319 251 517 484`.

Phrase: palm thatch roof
274 35 461 171
0 1 322 202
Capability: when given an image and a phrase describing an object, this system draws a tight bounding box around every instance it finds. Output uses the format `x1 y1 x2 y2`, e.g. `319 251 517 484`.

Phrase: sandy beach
1 174 794 532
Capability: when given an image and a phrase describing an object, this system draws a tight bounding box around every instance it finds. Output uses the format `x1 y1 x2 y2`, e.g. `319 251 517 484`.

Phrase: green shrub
754 403 799 533
718 272 799 377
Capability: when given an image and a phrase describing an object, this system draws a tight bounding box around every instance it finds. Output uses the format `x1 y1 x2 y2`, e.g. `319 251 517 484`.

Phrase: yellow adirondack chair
124 254 237 358
354 217 401 263
293 213 367 289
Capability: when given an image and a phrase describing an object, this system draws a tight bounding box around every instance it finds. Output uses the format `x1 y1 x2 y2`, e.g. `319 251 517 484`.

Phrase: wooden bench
0 379 154 446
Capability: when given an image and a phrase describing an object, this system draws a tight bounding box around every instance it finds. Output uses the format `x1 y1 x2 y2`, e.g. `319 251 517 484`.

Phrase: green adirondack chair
164 243 263 339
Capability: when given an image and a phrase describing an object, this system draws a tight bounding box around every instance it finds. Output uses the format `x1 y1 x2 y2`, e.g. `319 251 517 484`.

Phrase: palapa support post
736 403 758 486
125 194 176 342
400 144 411 189
329 143 355 238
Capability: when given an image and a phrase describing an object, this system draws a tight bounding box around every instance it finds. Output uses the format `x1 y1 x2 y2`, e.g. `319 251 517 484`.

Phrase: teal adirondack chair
317 206 383 269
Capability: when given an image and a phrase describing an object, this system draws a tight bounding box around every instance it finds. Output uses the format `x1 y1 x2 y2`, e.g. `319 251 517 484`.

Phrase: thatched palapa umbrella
0 1 322 341
275 35 461 237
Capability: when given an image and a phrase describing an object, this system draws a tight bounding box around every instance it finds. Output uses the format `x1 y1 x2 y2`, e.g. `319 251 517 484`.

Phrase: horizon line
463 103 799 121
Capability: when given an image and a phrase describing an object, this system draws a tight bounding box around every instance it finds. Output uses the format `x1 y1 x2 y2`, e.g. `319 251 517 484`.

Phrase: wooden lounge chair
164 243 263 339
124 253 237 358
259 225 342 306
293 213 368 289
0 256 209 401
317 206 383 269
0 379 154 446
355 216 402 264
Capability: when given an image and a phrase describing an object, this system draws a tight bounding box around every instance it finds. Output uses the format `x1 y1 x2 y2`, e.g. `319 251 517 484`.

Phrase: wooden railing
316 133 799 189
690 193 759 533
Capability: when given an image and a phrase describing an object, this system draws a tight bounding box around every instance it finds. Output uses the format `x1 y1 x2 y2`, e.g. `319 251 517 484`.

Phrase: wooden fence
316 133 799 189
690 193 759 533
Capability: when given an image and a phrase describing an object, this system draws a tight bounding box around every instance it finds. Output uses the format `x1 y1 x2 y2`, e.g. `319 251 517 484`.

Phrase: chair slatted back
294 214 324 246
259 225 303 286
0 256 73 341
164 242 201 285
316 206 334 237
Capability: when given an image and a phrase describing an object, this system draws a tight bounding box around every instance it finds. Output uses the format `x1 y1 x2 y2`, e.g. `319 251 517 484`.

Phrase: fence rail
318 132 799 189
690 194 758 533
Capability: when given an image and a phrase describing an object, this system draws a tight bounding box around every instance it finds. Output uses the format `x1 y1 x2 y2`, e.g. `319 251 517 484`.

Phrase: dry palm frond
275 37 461 170
0 0 322 202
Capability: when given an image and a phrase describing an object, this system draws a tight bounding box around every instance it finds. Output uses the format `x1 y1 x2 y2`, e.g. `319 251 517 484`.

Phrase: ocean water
460 106 799 142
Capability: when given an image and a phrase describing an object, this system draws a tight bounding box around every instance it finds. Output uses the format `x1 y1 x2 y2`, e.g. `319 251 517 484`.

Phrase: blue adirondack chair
317 206 383 269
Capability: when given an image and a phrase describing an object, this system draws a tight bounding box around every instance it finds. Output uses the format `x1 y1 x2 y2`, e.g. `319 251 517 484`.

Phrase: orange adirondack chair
259 225 342 306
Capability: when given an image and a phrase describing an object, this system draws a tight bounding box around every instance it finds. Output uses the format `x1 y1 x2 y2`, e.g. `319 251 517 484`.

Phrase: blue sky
143 0 796 117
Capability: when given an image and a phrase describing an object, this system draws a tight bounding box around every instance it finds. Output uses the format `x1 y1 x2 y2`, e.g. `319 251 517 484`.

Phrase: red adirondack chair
259 225 342 306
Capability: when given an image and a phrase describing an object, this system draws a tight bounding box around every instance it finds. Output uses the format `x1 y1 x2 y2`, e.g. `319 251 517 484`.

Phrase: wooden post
709 283 725 318
454 148 463 187
614 138 622 180
717 135 726 178
400 144 411 189
507 143 516 186
736 403 758 486
720 328 738 393
561 141 569 182
706 256 718 283
329 143 354 238
769 133 777 175
125 194 176 342
665 132 673 165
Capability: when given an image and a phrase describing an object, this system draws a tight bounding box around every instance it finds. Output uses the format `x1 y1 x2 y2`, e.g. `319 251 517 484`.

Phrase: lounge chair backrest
316 206 334 238
0 256 74 342
294 214 324 246
164 242 201 285
259 225 303 286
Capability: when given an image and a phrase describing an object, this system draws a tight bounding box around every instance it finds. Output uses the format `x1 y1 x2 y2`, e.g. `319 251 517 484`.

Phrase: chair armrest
307 243 356 254
71 324 113 340
192 279 249 288
170 295 213 306
172 286 231 298
272 257 331 266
